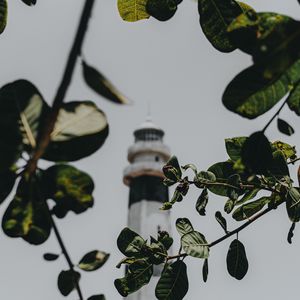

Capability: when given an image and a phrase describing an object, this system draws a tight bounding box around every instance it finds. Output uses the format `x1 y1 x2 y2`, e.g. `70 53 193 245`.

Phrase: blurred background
0 0 299 299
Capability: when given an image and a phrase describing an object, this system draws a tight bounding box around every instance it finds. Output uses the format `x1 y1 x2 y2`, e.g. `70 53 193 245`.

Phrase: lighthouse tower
123 117 172 300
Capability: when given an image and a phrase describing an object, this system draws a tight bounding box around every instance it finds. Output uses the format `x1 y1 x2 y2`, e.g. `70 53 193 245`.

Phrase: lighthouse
123 117 172 300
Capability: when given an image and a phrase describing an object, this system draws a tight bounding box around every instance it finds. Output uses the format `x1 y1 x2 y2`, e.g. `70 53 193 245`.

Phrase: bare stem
25 0 95 175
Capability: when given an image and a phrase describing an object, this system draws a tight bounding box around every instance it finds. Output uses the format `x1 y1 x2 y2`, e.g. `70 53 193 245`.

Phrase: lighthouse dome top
134 116 164 142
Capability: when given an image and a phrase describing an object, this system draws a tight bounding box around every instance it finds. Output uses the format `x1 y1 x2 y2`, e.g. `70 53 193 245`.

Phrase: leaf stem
25 0 96 175
49 211 84 300
262 98 288 133
167 202 283 261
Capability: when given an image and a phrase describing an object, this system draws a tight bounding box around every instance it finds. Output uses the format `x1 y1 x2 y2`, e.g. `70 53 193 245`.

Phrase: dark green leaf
198 0 244 52
241 132 273 174
195 188 209 216
117 0 150 22
155 261 188 300
181 231 209 258
232 197 270 221
224 198 236 214
287 222 296 244
163 156 182 182
21 0 36 6
43 164 94 218
215 211 228 233
176 218 194 236
158 231 173 250
202 259 208 283
223 59 300 119
114 259 153 297
82 61 130 104
176 177 189 196
78 250 110 271
87 295 105 300
194 171 216 188
146 0 178 21
147 237 167 265
287 81 300 115
277 118 295 136
43 253 60 261
0 0 7 34
0 80 49 171
226 239 248 280
117 227 146 257
225 137 247 161
286 187 300 222
207 161 237 196
43 101 109 162
269 150 290 178
2 176 51 245
236 188 260 206
57 270 80 296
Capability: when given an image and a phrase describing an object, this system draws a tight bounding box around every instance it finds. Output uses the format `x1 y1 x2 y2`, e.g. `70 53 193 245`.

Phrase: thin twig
288 157 300 165
25 0 96 175
262 98 288 133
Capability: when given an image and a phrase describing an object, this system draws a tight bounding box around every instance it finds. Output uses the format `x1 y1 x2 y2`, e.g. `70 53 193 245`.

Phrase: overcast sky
0 1 300 299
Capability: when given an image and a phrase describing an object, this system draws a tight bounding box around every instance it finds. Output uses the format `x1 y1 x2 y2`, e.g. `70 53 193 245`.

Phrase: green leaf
277 118 295 136
232 197 270 221
163 156 182 182
225 137 247 162
287 81 300 115
202 259 208 283
43 101 109 162
269 150 290 178
0 169 16 205
43 253 60 261
224 198 236 214
182 163 198 175
117 227 146 257
158 231 173 250
198 0 244 52
194 171 216 188
181 231 209 258
287 222 296 244
42 164 94 218
155 261 188 300
2 176 51 245
226 239 248 280
223 59 300 119
0 80 49 171
195 188 209 216
235 188 260 206
21 0 36 6
0 0 7 34
82 61 130 104
117 0 150 22
207 161 237 196
87 295 106 300
241 132 273 174
147 237 167 265
271 141 297 160
176 218 194 236
57 270 80 296
78 250 110 271
286 187 300 222
215 211 228 233
146 0 178 21
114 259 153 297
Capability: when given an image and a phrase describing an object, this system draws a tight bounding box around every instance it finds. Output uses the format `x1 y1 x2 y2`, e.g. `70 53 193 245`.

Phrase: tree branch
26 0 96 175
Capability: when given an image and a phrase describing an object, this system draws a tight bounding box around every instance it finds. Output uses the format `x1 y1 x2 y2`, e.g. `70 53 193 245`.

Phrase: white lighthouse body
123 118 172 300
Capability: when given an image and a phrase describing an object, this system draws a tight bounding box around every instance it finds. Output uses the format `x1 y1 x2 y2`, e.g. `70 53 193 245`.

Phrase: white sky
0 0 300 299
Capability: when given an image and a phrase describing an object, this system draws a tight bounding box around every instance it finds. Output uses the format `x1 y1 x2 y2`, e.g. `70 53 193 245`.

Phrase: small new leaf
215 211 228 233
43 253 60 261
